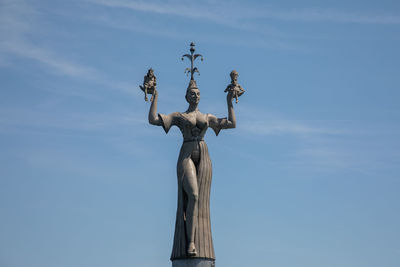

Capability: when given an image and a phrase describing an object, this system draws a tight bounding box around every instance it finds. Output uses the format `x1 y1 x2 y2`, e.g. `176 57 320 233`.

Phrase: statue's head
230 70 238 82
185 79 200 105
148 68 154 76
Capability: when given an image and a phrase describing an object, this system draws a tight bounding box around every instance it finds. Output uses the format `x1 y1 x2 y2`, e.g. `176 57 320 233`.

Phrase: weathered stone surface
145 43 244 262
172 259 215 267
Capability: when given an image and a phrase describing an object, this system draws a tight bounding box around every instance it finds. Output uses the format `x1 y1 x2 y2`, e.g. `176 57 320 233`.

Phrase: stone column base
172 259 215 267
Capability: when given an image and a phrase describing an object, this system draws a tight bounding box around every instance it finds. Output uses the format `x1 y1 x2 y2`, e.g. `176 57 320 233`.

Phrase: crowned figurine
224 70 245 103
139 68 157 101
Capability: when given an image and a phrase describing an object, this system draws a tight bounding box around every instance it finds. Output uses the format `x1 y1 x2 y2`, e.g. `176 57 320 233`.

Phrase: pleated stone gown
159 111 226 261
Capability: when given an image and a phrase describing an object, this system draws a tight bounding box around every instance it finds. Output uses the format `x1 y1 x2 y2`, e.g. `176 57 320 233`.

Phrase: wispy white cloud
86 12 296 50
293 147 367 174
241 119 343 136
2 41 98 78
88 0 400 25
0 0 140 98
238 111 400 174
84 0 400 52
0 0 36 39
229 107 389 174
12 140 156 180
237 107 348 137
87 0 235 24
0 0 93 77
87 13 184 40
0 107 146 134
259 8 400 24
86 0 282 36
1 41 139 97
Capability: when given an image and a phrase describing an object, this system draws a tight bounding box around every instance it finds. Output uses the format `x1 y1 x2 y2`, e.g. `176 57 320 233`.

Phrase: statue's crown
187 79 198 90
181 42 203 89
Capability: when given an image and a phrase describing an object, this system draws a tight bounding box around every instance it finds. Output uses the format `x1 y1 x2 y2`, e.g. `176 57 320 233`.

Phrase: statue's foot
187 242 197 257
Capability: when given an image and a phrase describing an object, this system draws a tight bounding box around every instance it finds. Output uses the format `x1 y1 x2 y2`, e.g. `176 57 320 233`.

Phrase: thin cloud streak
0 0 94 78
0 0 139 98
88 0 234 23
1 40 138 97
86 0 282 36
260 8 400 24
87 13 297 50
232 109 370 174
241 120 343 136
237 117 399 175
88 0 400 25
0 107 146 134
2 42 97 78
237 109 349 137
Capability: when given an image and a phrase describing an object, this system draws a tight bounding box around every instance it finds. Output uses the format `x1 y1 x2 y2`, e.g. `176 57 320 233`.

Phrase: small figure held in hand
224 70 245 104
140 68 157 101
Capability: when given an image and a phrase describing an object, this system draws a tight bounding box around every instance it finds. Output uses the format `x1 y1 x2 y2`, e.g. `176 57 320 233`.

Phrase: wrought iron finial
181 42 203 81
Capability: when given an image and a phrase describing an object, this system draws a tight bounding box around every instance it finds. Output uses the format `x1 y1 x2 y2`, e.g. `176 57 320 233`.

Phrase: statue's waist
183 137 204 143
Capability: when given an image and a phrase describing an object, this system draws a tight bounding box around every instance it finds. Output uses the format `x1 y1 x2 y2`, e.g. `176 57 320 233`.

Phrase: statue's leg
182 158 199 256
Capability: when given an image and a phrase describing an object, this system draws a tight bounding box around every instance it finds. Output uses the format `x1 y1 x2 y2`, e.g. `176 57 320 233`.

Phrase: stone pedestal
172 259 215 267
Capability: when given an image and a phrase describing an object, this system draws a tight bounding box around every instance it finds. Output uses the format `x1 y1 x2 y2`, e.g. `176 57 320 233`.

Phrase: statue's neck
186 104 198 113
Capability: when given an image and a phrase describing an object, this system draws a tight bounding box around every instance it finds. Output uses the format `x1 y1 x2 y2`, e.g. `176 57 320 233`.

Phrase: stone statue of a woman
148 78 236 260
145 43 243 266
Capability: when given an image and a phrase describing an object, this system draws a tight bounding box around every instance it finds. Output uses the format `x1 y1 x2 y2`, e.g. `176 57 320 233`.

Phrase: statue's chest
179 112 208 137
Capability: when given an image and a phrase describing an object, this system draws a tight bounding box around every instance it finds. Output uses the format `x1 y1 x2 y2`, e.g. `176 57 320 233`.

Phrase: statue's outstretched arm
208 91 236 136
148 89 161 126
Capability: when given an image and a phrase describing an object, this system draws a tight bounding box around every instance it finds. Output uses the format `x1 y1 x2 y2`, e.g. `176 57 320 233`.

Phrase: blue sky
1 0 400 266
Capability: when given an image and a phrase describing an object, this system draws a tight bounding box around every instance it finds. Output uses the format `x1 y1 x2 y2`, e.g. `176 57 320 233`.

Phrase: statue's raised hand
150 88 158 102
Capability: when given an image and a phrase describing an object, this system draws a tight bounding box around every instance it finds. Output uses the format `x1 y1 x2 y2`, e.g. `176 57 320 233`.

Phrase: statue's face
186 88 200 104
231 73 238 82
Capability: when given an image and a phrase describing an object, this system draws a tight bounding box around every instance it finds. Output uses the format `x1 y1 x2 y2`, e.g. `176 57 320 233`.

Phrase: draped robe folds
158 111 227 261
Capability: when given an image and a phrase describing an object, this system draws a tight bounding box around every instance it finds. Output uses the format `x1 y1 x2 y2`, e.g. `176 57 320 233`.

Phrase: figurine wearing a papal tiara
224 70 245 103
